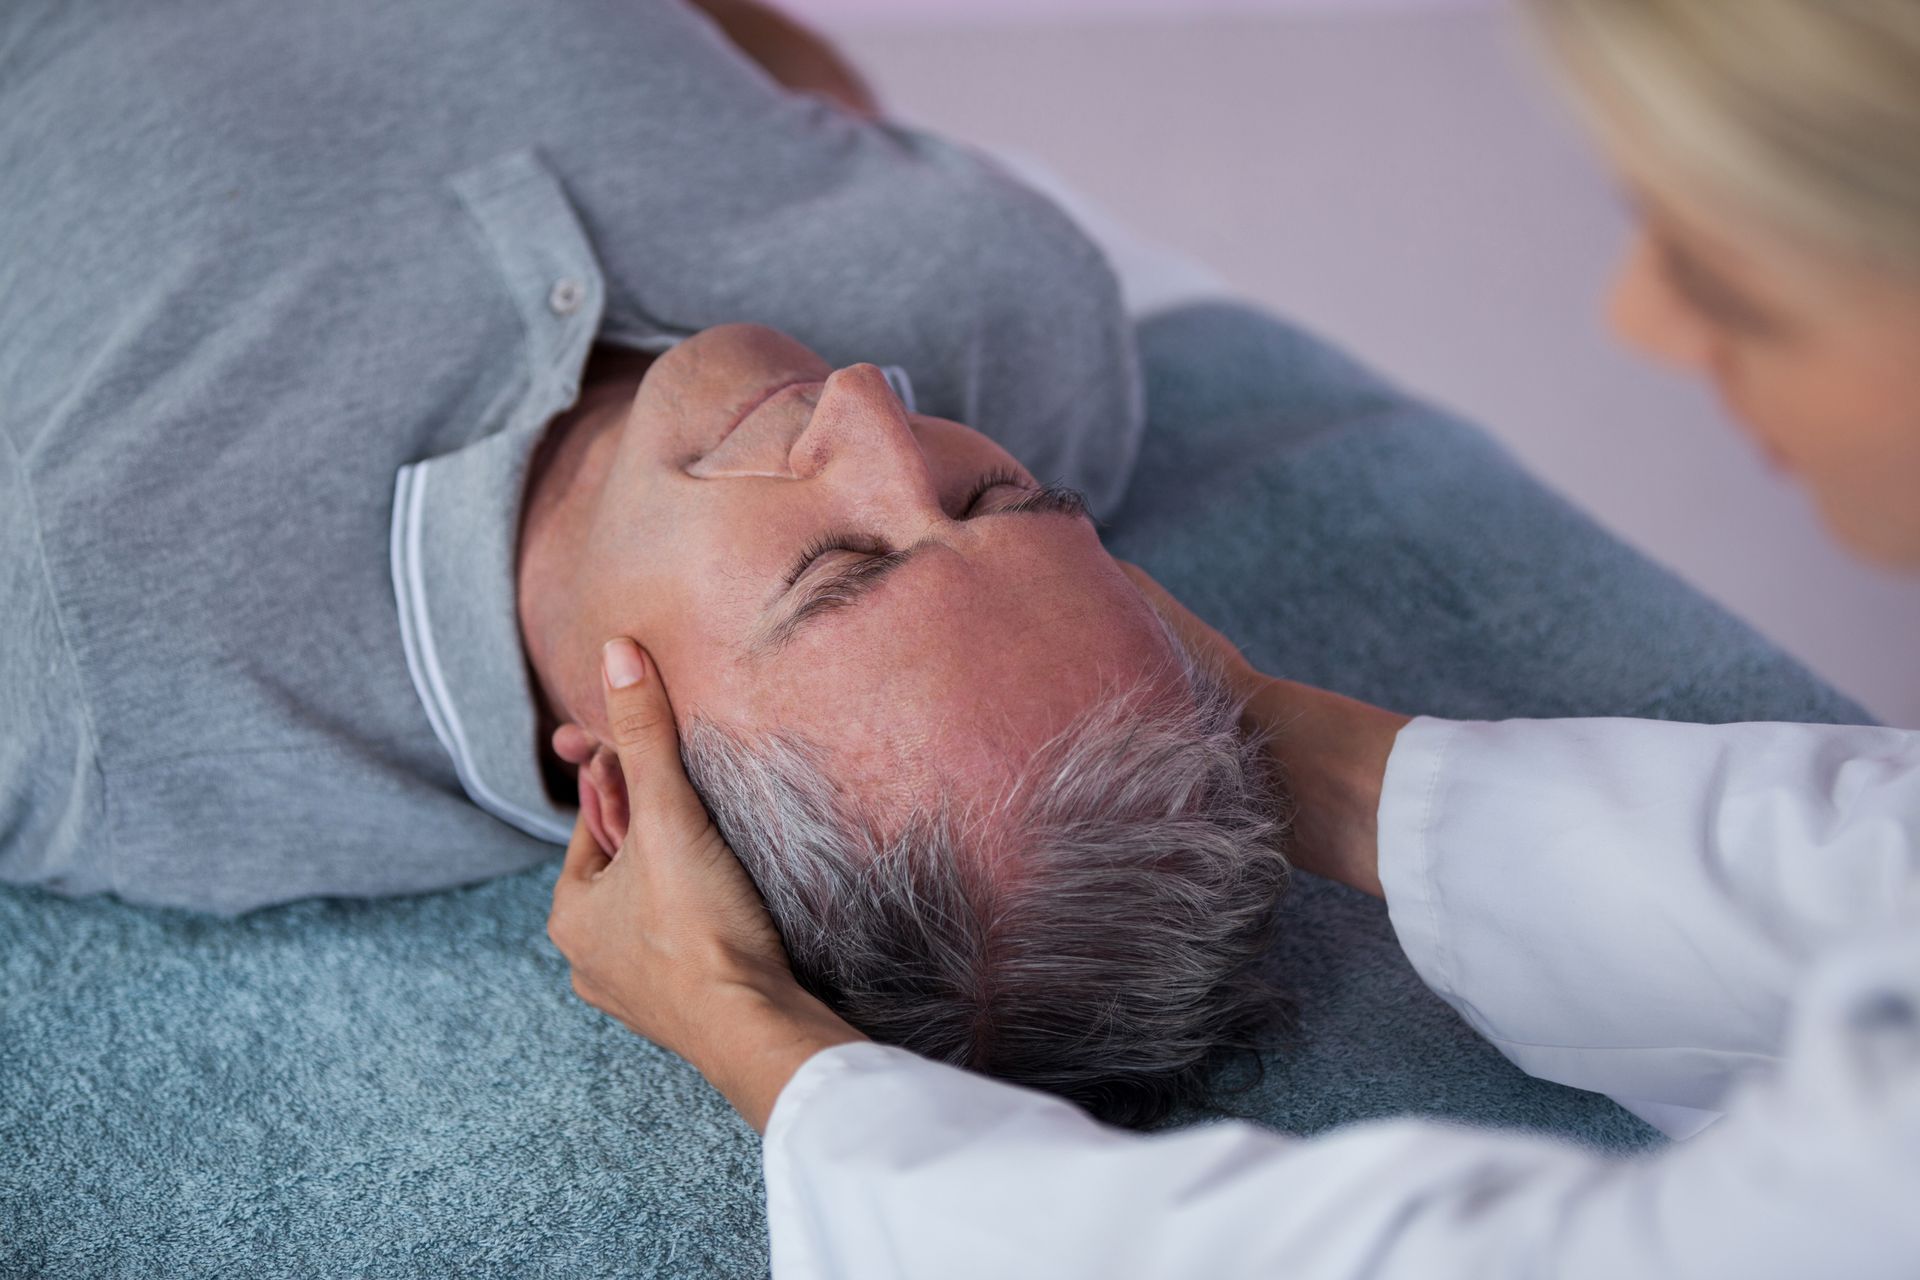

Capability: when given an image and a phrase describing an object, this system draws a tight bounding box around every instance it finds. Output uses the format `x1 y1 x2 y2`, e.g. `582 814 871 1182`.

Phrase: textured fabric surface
0 303 1869 1277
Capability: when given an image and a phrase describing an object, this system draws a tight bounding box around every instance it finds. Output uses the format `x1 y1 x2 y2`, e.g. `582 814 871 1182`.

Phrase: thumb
599 638 711 845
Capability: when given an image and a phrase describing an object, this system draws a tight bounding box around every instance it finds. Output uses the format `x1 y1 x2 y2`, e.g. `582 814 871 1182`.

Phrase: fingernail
602 638 646 689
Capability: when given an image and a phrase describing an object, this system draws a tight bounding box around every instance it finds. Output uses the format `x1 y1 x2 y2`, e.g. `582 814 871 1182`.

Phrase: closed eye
759 473 1095 653
783 530 891 590
960 468 1028 516
961 469 1090 521
780 546 915 633
1654 238 1782 336
982 482 1090 520
782 474 1090 587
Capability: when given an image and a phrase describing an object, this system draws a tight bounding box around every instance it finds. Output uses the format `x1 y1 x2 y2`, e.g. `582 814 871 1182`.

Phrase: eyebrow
752 487 1092 656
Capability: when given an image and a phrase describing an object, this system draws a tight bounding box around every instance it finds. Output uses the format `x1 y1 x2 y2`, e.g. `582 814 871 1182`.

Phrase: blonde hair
1522 0 1920 273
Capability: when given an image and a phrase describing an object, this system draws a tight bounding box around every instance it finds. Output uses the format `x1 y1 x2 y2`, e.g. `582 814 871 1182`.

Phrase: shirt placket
449 149 606 433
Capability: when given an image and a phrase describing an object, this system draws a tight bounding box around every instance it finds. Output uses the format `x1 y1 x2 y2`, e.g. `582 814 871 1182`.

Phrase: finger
559 803 613 885
599 638 712 840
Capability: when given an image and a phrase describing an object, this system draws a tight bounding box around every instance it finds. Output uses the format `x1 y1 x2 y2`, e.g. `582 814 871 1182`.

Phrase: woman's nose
787 363 937 499
1609 230 1716 372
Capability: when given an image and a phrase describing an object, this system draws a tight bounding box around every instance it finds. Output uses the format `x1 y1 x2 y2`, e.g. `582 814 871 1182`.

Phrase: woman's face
1605 187 1920 569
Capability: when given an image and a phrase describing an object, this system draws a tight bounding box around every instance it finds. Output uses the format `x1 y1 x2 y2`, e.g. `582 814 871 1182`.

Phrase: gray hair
681 647 1293 1127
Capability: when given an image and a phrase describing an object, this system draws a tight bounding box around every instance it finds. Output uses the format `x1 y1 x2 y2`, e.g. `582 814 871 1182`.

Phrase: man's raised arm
687 0 880 118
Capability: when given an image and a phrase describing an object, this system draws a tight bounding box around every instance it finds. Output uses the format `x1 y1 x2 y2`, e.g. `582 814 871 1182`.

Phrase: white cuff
763 1042 926 1280
1378 716 1468 1012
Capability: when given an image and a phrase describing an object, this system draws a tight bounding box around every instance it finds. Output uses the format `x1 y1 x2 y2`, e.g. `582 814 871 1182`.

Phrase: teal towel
0 305 1867 1277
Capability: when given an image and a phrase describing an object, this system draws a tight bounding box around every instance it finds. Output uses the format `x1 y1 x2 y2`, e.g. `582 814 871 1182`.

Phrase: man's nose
787 363 939 503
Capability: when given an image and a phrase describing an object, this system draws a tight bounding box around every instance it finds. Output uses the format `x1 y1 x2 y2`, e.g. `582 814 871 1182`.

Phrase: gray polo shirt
0 0 1142 914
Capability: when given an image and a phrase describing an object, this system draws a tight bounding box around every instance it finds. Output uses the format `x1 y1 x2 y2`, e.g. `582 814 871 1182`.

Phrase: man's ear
552 722 598 767
573 743 632 858
554 721 620 856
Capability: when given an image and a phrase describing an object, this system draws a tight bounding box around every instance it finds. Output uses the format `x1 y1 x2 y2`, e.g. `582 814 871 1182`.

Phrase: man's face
565 323 1176 812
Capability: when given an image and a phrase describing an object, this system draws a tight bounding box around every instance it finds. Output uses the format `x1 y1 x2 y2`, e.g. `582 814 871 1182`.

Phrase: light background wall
796 3 1920 726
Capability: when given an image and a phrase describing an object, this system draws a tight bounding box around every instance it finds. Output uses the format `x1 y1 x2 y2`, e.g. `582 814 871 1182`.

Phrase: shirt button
548 277 586 316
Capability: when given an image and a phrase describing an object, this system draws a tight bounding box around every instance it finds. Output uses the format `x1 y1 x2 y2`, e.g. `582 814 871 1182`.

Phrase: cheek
628 572 757 713
1801 381 1920 565
913 416 1023 490
1727 344 1920 564
1697 345 1778 449
1740 347 1901 462
572 516 739 709
1685 324 1849 479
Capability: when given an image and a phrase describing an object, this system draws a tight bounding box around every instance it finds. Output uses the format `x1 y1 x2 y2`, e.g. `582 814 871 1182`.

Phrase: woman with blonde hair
1531 0 1920 566
548 3 1920 1275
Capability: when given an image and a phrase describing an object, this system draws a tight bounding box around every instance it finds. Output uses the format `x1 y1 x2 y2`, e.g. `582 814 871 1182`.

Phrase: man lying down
0 0 1290 1122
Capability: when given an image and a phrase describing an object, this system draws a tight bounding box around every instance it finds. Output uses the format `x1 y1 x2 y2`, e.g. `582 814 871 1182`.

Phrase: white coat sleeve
1379 717 1920 1134
762 717 1920 1279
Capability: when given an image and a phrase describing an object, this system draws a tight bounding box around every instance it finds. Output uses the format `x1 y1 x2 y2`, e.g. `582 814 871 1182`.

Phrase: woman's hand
1120 562 1262 701
1121 564 1411 899
547 638 863 1130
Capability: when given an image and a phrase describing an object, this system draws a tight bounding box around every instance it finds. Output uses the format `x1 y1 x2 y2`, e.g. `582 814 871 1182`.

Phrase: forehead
706 534 1176 809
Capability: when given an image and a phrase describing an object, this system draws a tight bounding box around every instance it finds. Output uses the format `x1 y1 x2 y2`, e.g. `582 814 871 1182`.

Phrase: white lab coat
761 716 1920 1278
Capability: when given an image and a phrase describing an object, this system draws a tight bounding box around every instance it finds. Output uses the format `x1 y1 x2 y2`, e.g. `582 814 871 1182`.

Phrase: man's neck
517 344 657 788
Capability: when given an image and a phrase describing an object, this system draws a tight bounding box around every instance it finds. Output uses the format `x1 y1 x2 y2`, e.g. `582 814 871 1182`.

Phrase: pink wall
789 0 1495 25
